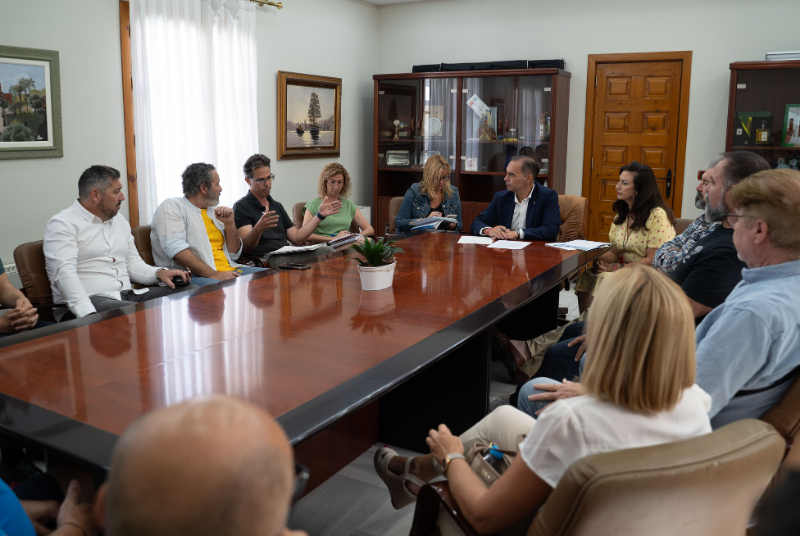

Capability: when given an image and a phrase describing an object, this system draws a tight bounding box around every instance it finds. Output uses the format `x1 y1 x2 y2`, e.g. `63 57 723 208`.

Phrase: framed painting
782 104 800 148
277 71 341 160
0 45 63 159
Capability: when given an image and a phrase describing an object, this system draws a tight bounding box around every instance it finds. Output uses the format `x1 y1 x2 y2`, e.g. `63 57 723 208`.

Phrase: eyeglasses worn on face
723 213 756 226
252 174 276 185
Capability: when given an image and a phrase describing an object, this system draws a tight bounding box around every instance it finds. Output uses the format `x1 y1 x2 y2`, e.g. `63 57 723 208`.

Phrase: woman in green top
303 163 374 243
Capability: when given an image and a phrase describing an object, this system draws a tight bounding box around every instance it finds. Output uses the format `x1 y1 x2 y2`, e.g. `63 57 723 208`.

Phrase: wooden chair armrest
410 482 481 536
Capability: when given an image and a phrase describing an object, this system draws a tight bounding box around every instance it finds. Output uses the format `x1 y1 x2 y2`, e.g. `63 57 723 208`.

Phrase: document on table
487 240 531 249
546 240 611 251
270 243 326 255
458 236 494 245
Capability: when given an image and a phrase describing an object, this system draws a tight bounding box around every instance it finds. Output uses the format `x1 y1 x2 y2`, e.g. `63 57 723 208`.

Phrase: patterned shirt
652 214 720 275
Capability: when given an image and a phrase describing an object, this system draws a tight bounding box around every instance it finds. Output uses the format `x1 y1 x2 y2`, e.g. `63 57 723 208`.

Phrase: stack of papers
545 240 611 251
328 233 360 248
411 216 458 230
271 243 327 255
458 236 494 245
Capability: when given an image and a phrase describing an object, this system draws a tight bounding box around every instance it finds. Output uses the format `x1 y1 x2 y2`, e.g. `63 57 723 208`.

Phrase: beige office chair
556 195 589 242
386 196 404 236
131 225 155 266
410 419 784 536
13 240 61 322
674 218 693 235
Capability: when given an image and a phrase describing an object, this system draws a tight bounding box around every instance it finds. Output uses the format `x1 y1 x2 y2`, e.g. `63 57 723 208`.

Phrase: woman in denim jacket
395 155 462 233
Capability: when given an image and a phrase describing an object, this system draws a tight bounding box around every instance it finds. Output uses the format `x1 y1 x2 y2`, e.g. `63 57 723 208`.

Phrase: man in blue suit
471 155 561 241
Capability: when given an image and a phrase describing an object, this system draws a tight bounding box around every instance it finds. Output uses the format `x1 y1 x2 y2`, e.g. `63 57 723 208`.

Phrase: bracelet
315 211 326 221
62 522 88 536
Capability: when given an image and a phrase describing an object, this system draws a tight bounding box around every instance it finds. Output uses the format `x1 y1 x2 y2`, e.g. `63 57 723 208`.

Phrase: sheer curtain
130 0 258 224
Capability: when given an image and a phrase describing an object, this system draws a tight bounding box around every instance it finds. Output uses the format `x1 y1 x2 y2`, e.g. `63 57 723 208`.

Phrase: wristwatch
441 453 466 475
316 211 326 221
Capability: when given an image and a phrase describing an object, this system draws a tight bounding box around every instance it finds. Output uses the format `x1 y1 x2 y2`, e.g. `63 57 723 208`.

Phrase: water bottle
482 445 506 475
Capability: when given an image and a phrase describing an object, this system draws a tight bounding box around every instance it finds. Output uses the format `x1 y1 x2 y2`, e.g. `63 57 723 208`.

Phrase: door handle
666 169 672 198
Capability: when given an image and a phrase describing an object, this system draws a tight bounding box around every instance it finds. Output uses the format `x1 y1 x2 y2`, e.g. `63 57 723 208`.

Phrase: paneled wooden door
583 54 691 241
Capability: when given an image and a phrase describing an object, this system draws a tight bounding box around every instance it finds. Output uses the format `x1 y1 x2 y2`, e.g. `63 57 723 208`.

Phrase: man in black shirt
233 154 339 268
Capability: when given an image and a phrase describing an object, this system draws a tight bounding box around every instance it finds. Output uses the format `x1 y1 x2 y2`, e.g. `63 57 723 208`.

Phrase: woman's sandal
374 446 426 510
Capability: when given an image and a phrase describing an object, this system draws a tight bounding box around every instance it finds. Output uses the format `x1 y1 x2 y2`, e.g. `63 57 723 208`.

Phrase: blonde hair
581 265 696 413
317 162 352 199
729 169 800 257
419 154 453 199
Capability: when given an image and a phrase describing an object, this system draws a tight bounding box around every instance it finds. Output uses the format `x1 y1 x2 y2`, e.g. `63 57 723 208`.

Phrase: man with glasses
233 154 339 268
96 395 308 536
695 169 800 427
652 158 723 275
150 162 267 287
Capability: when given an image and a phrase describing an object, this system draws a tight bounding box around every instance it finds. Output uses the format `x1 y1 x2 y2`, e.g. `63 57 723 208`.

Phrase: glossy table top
0 232 601 466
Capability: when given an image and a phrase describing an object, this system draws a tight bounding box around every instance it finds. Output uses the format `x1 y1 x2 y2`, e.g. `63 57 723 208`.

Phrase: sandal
374 447 426 510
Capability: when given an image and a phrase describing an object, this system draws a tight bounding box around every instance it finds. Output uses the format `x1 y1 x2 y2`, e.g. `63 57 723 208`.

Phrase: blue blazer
470 185 561 241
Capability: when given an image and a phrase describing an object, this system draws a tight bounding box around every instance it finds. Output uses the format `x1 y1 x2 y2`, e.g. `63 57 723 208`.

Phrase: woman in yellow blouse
575 162 675 311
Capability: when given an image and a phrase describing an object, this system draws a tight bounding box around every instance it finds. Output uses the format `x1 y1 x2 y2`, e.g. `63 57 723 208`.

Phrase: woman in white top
375 265 712 534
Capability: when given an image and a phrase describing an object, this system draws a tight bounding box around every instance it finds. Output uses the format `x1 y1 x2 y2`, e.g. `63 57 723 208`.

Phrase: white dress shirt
510 183 535 239
150 196 243 271
44 200 162 318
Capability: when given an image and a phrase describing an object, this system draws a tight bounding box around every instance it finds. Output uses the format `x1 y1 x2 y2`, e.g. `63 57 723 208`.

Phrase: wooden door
586 60 686 241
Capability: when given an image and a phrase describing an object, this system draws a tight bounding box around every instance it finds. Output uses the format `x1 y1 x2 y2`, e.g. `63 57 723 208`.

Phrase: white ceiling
360 0 429 5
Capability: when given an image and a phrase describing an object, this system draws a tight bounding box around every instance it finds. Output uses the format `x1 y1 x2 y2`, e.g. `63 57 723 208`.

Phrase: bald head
103 396 294 536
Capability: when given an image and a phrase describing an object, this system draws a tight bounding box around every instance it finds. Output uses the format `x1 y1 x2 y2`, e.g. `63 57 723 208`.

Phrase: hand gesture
567 334 587 362
425 424 464 465
56 480 98 536
318 196 342 217
20 500 59 535
502 229 519 240
0 298 39 334
596 259 614 273
157 269 192 289
334 230 351 238
256 211 280 232
527 380 584 416
214 206 235 225
429 211 443 218
486 225 508 240
211 271 239 281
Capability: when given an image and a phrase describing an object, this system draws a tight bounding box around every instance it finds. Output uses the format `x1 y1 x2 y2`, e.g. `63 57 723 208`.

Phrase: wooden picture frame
782 104 800 147
0 45 63 159
277 71 341 160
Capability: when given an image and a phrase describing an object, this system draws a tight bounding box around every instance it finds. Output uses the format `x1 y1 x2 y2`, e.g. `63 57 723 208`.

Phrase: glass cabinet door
377 78 459 171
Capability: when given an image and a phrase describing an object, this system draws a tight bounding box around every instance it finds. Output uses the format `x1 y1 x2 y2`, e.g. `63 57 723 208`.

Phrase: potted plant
351 237 403 291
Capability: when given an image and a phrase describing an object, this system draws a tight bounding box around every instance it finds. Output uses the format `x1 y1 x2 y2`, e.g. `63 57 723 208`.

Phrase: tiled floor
288 290 580 535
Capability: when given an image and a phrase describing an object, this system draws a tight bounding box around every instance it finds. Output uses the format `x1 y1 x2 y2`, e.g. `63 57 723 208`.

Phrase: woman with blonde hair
302 162 374 243
375 265 710 534
395 154 462 233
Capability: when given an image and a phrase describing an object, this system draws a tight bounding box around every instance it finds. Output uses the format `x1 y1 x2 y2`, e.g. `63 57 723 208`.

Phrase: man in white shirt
150 162 267 287
44 165 194 320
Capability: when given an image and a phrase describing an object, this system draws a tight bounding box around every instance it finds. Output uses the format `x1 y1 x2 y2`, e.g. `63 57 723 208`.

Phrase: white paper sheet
545 240 610 251
487 240 531 249
458 236 494 245
270 243 326 255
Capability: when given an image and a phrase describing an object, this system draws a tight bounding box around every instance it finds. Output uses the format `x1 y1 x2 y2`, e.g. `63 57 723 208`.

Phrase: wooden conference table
0 231 603 491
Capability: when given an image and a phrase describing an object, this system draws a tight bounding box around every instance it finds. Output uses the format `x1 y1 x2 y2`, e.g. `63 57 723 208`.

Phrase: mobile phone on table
280 263 311 270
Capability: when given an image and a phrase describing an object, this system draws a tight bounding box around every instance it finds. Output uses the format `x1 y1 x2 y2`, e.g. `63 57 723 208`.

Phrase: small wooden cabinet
373 69 571 234
726 60 800 167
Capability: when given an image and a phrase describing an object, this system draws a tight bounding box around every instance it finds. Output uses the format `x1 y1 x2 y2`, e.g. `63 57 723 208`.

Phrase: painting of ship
308 90 321 140
296 121 304 135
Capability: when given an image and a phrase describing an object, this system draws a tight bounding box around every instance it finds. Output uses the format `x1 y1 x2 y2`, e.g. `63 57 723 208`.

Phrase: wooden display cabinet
373 69 571 234
726 60 800 168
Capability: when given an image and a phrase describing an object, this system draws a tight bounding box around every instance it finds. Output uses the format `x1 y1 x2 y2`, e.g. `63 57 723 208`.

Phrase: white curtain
130 0 258 224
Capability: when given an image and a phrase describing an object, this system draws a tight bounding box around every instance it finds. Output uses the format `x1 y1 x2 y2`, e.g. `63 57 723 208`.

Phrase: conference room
1 0 800 535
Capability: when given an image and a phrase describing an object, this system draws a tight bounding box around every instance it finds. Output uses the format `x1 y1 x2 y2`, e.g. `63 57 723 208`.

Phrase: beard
100 202 121 220
694 191 706 210
204 190 220 207
704 192 726 222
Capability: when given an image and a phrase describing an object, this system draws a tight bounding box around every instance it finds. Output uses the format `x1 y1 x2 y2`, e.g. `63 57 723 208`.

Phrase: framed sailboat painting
278 71 342 159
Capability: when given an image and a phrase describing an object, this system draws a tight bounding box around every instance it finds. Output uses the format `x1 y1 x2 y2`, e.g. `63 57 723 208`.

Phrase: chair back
556 195 588 242
528 419 784 536
13 240 56 313
131 225 155 266
674 218 693 235
292 201 306 229
387 196 404 235
760 374 800 464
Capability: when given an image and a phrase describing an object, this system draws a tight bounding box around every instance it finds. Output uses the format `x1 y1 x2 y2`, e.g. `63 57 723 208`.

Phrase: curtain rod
246 0 283 8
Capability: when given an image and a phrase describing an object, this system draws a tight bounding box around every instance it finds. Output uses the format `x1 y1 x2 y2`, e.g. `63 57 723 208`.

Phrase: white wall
254 0 379 214
376 0 800 219
0 0 128 264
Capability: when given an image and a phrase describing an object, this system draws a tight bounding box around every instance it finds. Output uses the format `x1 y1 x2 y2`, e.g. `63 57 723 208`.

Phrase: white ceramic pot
357 261 397 291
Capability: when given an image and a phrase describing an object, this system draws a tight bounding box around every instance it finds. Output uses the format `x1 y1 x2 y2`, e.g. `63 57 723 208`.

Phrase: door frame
581 51 692 219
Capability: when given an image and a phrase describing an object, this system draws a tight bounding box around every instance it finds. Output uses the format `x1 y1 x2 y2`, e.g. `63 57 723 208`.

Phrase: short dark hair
78 165 120 199
719 151 770 190
243 154 271 179
509 155 541 180
613 161 676 231
182 163 216 197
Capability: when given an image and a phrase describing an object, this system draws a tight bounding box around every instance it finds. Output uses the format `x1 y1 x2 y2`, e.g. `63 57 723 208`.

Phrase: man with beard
44 165 194 320
652 158 723 275
151 162 267 287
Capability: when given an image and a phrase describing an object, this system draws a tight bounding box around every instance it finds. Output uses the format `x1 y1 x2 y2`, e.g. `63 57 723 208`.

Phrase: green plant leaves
351 237 404 267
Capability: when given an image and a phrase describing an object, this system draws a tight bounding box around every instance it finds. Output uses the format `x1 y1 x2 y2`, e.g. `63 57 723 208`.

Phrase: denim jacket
395 183 462 233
